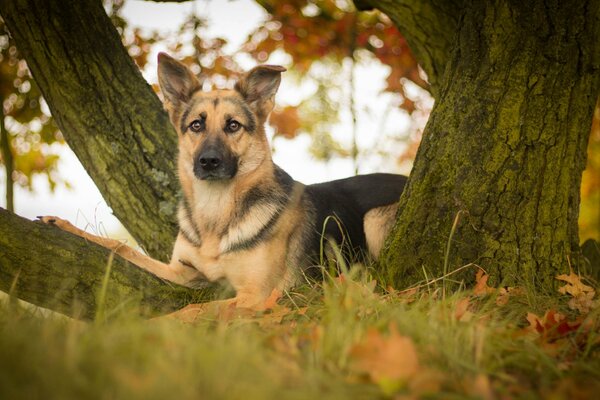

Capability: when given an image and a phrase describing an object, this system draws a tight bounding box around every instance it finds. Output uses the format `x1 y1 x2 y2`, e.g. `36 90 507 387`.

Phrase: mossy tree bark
0 0 179 260
0 96 14 212
379 0 600 290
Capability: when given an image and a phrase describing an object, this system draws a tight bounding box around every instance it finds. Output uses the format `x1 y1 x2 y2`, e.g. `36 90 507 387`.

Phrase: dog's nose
198 150 221 171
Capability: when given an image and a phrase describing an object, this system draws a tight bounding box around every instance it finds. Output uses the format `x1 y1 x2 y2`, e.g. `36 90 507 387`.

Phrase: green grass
0 266 599 400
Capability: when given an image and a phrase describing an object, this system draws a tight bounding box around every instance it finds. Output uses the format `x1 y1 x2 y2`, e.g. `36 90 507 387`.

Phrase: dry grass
0 265 599 399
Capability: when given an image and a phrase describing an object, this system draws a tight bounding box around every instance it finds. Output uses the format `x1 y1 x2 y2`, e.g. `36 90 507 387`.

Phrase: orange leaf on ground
256 306 293 328
474 269 495 296
455 297 473 322
568 291 596 314
396 287 420 304
348 324 419 388
526 310 582 340
495 286 522 306
262 288 283 310
556 271 595 297
556 271 596 313
157 299 239 323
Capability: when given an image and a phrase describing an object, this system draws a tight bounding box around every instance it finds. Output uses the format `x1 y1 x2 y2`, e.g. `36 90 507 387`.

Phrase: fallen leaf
455 297 473 322
568 291 597 314
256 306 293 327
556 271 596 314
348 324 419 394
556 271 595 298
157 300 237 323
262 288 283 310
495 286 523 306
474 270 495 296
526 310 582 344
396 287 419 304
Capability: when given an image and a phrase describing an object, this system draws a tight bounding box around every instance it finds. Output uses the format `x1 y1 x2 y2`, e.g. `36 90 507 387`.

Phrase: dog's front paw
37 216 78 233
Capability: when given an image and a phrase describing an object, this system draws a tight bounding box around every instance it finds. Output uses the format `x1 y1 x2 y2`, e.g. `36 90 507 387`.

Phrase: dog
41 53 407 308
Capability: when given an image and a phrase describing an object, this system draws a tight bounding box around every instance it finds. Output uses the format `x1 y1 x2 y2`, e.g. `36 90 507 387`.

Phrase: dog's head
157 52 285 182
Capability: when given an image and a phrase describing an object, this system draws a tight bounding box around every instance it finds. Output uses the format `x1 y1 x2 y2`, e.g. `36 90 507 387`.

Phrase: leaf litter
110 267 600 398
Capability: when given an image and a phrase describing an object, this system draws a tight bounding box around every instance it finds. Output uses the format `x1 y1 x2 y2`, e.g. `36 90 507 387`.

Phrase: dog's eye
225 120 241 133
189 119 204 133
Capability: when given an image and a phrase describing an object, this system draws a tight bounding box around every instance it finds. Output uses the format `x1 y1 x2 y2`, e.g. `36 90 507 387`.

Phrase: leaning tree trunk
0 0 179 260
380 0 600 291
0 209 218 319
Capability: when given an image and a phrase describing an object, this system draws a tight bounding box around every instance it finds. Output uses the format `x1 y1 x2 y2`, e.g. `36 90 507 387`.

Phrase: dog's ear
235 65 286 117
157 52 201 106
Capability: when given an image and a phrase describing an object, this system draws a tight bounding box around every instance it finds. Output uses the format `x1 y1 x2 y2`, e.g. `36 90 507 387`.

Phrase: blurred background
0 0 598 242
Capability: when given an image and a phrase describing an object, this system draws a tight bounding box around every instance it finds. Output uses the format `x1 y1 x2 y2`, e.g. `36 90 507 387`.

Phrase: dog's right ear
157 52 201 105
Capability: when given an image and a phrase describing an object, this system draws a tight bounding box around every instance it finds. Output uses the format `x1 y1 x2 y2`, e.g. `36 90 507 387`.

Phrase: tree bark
0 96 14 212
380 0 600 291
0 0 179 260
0 208 218 319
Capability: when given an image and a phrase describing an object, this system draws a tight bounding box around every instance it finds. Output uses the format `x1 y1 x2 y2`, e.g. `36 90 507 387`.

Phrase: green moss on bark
0 0 179 260
380 0 600 292
0 209 219 319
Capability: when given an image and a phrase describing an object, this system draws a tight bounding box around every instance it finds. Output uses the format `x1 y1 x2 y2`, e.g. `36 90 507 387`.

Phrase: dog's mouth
194 167 237 181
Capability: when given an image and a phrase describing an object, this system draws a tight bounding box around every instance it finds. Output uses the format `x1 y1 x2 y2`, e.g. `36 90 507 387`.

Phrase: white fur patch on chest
219 201 281 253
191 182 234 227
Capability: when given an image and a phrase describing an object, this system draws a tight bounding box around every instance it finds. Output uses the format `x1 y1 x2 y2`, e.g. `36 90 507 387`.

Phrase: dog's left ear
235 65 286 117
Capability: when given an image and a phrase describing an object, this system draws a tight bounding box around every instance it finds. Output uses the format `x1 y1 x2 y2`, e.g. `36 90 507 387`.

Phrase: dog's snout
193 142 238 181
198 150 222 171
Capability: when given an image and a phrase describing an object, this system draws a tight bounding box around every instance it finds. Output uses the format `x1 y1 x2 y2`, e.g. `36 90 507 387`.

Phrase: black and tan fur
42 53 407 308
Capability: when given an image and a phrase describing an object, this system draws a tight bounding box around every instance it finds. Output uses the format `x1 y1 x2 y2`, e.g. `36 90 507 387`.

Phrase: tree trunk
0 0 179 260
0 208 218 319
0 97 14 212
380 0 600 291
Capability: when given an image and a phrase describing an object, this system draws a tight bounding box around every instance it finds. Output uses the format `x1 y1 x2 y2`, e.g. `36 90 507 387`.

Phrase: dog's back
295 173 407 273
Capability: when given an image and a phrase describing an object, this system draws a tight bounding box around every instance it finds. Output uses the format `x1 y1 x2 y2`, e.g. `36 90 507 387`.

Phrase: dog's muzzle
193 144 238 181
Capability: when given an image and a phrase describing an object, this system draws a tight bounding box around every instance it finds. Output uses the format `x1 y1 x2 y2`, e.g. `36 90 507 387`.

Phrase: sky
1 0 421 237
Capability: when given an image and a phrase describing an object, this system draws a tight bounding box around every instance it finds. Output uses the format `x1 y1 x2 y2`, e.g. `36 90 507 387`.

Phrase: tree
0 0 598 318
369 0 600 290
0 0 181 261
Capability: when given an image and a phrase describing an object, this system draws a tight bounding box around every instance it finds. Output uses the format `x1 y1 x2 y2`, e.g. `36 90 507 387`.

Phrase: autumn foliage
0 18 63 196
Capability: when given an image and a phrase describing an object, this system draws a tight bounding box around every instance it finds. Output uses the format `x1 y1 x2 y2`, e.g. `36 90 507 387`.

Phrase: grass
0 265 599 400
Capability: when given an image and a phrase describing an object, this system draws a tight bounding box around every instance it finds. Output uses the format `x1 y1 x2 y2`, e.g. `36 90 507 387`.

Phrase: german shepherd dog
42 53 407 308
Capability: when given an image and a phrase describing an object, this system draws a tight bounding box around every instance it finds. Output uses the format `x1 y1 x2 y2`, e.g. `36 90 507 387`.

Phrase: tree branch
0 0 179 260
353 0 464 98
0 208 219 320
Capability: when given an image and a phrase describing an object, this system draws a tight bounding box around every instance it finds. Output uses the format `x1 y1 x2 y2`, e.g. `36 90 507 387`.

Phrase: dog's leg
38 216 198 286
363 203 398 260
